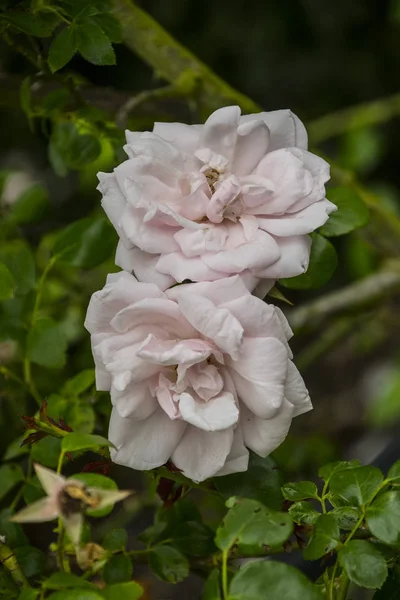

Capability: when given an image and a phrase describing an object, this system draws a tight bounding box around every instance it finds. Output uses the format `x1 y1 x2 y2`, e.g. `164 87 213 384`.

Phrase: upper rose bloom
98 106 335 291
85 272 311 482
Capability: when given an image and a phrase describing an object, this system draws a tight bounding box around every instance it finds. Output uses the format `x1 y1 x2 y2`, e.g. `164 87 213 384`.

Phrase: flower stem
24 255 59 406
57 450 65 475
221 550 229 600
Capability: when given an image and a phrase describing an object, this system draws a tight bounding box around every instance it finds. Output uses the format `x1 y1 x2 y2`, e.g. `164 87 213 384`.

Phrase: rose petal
240 109 308 151
227 337 289 419
176 292 243 360
285 361 313 417
255 235 311 279
242 399 294 457
199 105 241 161
172 426 234 482
215 424 249 476
232 119 270 176
115 242 175 291
178 391 239 431
109 407 186 470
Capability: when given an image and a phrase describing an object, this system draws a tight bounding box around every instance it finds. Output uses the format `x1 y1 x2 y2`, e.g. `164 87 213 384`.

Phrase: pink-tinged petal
174 225 228 258
239 214 259 241
220 296 291 351
124 131 183 165
110 297 195 338
242 399 294 457
227 337 289 419
178 391 239 431
202 230 280 274
156 373 180 419
206 178 242 224
153 121 202 155
254 148 313 213
87 487 131 510
120 205 180 254
34 464 65 496
156 252 225 283
186 362 224 401
137 334 212 366
176 292 243 360
172 426 234 482
286 150 330 212
109 407 186 470
240 109 308 151
199 106 241 161
166 274 250 307
115 242 175 291
258 199 336 236
274 307 294 342
111 381 158 420
85 271 163 335
256 235 311 279
232 119 270 176
215 424 249 476
285 361 312 417
62 513 83 546
10 497 59 523
97 172 126 235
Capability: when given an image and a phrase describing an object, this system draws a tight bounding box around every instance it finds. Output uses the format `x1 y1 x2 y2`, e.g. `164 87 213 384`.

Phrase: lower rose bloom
85 272 311 482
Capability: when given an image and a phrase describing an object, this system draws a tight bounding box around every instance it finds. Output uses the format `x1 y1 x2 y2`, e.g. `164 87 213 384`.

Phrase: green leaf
280 233 338 290
62 369 95 396
215 498 292 552
0 463 24 501
17 589 39 600
202 568 221 600
288 502 320 526
10 183 49 225
374 569 400 599
171 521 216 557
27 317 68 368
0 508 28 547
388 460 400 482
319 187 369 237
103 529 128 551
62 432 114 453
329 466 384 507
47 590 104 600
3 11 60 36
76 18 116 65
71 473 118 517
3 436 29 461
48 26 77 73
50 122 101 170
93 14 122 42
338 540 387 589
229 561 322 600
31 436 61 469
149 546 189 584
282 481 319 501
214 453 283 509
23 476 46 505
330 507 361 531
14 546 45 578
318 460 361 484
102 582 144 600
303 514 340 560
53 217 117 269
0 241 35 296
366 491 400 544
44 572 96 589
67 401 95 434
103 554 132 585
0 263 14 300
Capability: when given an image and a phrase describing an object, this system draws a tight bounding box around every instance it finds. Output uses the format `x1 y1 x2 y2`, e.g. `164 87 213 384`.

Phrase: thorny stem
56 519 69 573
